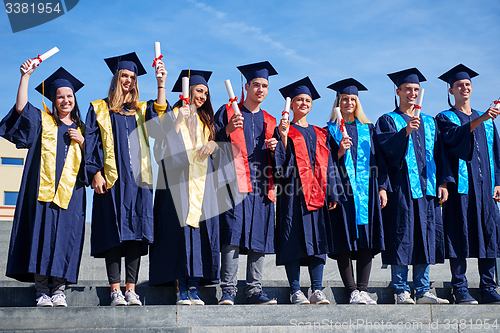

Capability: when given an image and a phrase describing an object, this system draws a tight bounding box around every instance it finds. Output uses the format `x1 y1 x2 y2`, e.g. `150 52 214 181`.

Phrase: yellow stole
38 109 83 209
172 107 209 228
91 99 153 189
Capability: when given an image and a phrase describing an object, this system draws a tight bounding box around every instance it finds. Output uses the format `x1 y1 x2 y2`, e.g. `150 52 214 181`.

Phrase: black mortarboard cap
104 52 147 76
279 76 320 101
172 70 212 92
35 67 84 99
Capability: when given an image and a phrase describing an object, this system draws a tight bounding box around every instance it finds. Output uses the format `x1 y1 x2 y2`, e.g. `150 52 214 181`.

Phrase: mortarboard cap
279 76 320 101
237 61 277 82
104 52 147 76
172 70 212 92
35 67 84 100
388 68 426 88
327 78 367 96
438 64 478 86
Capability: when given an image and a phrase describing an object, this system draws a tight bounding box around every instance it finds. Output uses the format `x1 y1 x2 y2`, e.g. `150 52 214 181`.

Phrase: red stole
288 125 329 211
226 105 276 202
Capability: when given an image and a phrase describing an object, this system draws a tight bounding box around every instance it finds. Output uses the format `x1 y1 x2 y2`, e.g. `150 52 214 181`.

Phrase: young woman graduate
0 62 86 307
148 64 221 306
325 78 385 305
85 52 160 306
274 77 342 305
436 64 500 304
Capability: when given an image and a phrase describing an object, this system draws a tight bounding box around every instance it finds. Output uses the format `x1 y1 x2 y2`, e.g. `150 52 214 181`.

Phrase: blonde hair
329 94 371 124
107 69 140 115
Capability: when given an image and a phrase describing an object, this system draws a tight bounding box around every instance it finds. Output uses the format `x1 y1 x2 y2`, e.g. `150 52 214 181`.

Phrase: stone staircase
0 220 499 332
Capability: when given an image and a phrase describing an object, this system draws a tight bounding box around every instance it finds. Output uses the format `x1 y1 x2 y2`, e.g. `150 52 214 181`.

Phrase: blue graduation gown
1 103 86 284
274 124 341 265
375 110 452 265
149 105 220 286
213 104 275 254
436 108 500 259
327 122 385 259
84 100 156 258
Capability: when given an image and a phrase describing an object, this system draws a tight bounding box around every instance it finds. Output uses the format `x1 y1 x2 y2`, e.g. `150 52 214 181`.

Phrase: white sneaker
310 290 330 305
396 291 415 304
110 289 127 306
125 289 142 306
360 291 377 305
416 291 449 304
51 293 67 307
36 294 53 307
290 290 310 304
349 290 366 304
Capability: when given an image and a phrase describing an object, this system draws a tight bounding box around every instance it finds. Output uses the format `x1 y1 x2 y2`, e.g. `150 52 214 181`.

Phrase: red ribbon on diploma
31 55 43 63
282 110 289 117
152 54 163 67
494 101 500 105
179 94 189 105
227 96 238 108
414 105 422 109
339 118 346 134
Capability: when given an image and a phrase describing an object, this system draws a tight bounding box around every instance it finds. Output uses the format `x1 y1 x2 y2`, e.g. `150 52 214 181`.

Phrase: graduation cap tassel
447 92 453 108
394 95 398 109
239 74 245 108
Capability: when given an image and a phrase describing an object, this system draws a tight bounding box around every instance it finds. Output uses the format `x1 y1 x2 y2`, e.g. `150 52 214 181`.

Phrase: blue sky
1 0 500 218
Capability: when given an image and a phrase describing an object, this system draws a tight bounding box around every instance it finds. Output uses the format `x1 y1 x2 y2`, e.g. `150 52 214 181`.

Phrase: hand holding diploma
21 47 59 74
281 97 291 131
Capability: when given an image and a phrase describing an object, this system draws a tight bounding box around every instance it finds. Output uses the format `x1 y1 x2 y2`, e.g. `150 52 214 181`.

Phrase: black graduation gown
274 124 341 265
149 105 220 286
375 110 452 265
327 122 385 259
1 103 86 283
436 108 500 259
84 100 157 257
213 104 275 254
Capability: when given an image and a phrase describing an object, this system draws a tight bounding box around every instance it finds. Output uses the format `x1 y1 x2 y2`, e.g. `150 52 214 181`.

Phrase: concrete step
1 304 500 332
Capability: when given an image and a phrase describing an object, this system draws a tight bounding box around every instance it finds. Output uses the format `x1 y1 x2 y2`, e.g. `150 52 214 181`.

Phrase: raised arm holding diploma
21 47 59 74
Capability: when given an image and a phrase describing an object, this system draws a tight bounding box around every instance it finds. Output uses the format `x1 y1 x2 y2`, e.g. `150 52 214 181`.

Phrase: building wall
0 138 26 220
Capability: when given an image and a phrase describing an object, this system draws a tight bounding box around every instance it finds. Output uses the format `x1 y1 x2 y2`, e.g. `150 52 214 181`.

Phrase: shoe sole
292 301 310 305
176 301 191 305
127 302 142 306
456 301 479 305
190 301 205 305
312 300 330 305
248 300 277 305
111 302 127 306
218 300 234 305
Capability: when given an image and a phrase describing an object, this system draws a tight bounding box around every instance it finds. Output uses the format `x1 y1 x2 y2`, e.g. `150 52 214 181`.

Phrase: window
1 158 23 165
4 192 18 206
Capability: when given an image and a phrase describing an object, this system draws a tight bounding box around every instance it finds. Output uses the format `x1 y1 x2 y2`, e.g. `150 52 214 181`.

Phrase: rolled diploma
154 42 162 78
414 88 424 118
182 77 189 106
283 97 291 119
334 107 348 138
224 79 240 115
22 47 59 73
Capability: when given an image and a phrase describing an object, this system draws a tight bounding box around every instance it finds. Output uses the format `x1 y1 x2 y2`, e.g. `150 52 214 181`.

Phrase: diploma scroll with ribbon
334 107 348 138
413 88 425 118
224 79 241 115
153 42 163 78
22 47 59 74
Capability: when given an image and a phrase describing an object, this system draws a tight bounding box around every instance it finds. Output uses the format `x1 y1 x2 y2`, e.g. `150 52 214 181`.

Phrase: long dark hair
51 94 83 128
173 84 215 141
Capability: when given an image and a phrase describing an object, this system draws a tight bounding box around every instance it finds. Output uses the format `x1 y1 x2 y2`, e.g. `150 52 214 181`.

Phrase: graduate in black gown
325 78 385 305
375 68 451 305
148 63 221 306
85 53 159 306
275 77 341 305
435 64 500 304
1 62 86 307
214 62 279 305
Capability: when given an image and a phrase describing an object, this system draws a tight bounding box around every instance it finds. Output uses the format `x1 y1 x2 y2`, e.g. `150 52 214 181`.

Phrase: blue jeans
391 264 429 298
284 257 324 293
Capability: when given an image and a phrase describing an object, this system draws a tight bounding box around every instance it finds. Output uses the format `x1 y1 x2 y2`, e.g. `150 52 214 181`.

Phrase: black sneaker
453 288 478 305
246 290 277 305
480 288 500 304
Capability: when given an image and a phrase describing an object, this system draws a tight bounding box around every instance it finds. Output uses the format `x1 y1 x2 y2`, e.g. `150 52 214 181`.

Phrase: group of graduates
2 51 500 308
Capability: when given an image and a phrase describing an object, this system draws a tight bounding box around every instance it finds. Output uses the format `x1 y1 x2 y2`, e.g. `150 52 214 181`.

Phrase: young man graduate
375 68 451 305
436 64 500 305
214 61 278 305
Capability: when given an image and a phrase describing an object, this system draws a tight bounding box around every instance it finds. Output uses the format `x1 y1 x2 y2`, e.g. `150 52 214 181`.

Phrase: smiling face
245 78 269 104
396 82 420 108
339 94 357 116
119 69 137 93
291 93 312 117
54 86 75 115
191 84 209 109
450 79 472 102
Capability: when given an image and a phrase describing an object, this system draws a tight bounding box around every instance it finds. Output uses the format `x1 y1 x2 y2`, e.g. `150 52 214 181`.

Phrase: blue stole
387 112 437 199
327 118 370 235
441 109 495 195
